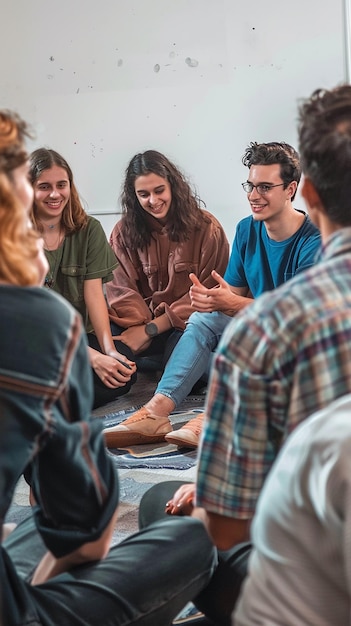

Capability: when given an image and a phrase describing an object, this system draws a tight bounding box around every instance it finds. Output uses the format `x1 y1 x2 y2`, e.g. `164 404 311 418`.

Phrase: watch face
145 322 158 338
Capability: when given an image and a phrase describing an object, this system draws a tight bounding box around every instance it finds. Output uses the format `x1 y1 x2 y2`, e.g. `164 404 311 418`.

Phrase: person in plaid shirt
139 84 351 625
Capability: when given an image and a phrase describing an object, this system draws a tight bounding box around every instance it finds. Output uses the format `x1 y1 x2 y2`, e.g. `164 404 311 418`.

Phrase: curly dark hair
242 142 301 200
120 150 206 249
29 148 88 235
298 84 351 226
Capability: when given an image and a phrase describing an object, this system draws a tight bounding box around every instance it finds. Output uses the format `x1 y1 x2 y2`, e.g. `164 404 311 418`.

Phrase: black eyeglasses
241 182 285 195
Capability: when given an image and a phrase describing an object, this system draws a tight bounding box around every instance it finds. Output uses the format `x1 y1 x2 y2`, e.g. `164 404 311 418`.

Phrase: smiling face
33 165 70 223
245 164 297 222
134 173 172 223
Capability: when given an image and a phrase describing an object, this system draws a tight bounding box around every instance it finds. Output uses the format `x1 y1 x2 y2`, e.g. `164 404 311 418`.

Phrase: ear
287 180 298 199
301 176 324 212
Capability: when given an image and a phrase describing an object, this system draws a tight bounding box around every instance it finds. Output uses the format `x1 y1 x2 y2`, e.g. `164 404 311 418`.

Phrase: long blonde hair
0 110 41 285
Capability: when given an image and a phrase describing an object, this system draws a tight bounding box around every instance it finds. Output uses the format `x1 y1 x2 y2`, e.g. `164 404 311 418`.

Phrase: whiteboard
0 0 345 239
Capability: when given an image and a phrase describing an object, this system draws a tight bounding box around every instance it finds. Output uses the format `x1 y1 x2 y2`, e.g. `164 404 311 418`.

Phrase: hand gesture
189 271 233 312
165 483 195 516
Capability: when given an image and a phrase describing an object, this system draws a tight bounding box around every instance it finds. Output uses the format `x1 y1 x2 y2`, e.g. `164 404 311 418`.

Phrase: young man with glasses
103 141 321 449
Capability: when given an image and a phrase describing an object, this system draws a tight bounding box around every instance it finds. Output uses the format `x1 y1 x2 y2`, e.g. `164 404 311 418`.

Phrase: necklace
44 239 65 289
42 227 65 252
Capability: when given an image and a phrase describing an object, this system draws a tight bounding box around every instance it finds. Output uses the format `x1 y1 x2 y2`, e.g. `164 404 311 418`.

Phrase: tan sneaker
164 413 204 449
103 406 172 448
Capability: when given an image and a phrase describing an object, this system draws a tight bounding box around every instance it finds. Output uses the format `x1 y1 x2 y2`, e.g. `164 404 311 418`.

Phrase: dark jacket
0 286 119 624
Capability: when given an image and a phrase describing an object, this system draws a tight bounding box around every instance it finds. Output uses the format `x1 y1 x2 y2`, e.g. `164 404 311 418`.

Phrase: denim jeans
3 514 216 626
156 311 232 407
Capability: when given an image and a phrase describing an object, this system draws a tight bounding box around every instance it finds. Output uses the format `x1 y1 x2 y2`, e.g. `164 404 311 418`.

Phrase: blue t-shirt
223 211 321 297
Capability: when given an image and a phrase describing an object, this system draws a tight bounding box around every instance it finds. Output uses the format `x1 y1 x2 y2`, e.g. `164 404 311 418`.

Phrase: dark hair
242 141 301 200
29 148 88 234
120 150 205 249
298 84 351 225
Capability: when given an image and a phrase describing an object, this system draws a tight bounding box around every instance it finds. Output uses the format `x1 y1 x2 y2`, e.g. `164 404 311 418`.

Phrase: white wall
1 0 345 240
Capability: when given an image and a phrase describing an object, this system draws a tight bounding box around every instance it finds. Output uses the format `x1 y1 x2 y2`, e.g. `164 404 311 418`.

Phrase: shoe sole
164 434 198 449
104 431 168 448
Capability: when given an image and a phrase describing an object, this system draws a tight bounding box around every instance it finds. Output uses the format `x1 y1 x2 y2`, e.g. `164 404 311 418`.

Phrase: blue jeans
3 514 216 626
156 311 232 407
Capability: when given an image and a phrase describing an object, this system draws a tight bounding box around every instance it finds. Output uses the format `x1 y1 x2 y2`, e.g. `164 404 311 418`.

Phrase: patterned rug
7 393 204 547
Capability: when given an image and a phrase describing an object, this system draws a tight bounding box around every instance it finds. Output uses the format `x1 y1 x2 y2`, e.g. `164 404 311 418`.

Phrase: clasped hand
93 350 136 388
189 270 233 312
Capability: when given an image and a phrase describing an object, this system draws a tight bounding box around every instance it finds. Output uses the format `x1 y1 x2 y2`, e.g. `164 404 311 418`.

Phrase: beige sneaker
165 413 204 449
103 406 172 448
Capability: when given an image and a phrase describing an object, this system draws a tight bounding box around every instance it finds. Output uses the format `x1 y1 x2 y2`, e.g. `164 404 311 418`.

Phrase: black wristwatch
144 322 159 338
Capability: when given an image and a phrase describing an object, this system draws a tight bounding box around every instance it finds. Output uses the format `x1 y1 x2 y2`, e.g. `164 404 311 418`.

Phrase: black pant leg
87 332 137 409
139 481 251 626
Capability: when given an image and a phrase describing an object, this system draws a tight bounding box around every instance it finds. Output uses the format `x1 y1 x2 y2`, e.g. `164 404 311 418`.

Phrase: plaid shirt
196 227 351 519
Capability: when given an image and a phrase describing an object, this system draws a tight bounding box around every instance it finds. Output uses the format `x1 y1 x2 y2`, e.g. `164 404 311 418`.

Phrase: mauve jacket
106 209 229 330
